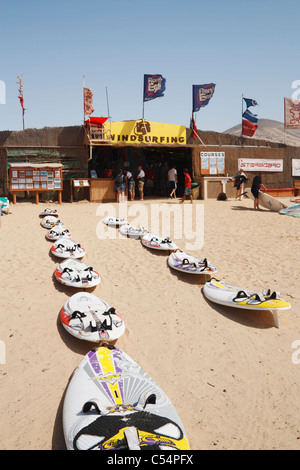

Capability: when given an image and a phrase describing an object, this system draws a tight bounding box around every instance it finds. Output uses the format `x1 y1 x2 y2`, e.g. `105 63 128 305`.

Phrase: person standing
114 168 126 203
234 169 248 201
251 172 267 210
180 168 193 204
168 164 177 199
137 166 145 201
126 169 135 201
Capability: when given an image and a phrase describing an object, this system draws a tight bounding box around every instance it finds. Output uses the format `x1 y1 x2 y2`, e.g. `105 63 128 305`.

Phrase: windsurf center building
0 119 299 202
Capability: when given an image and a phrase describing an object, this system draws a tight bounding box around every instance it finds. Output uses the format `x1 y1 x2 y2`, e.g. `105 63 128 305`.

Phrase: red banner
242 119 258 137
191 115 197 139
84 87 94 116
18 96 25 116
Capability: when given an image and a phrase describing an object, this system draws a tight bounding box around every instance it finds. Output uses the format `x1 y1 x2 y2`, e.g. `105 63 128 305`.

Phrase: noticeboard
200 152 225 175
9 163 63 192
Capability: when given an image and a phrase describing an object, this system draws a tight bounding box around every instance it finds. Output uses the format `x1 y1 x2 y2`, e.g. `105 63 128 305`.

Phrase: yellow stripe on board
235 299 290 309
97 347 123 405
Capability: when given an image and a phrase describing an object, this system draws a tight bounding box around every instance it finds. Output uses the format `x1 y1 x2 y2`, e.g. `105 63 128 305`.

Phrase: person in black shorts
251 172 267 210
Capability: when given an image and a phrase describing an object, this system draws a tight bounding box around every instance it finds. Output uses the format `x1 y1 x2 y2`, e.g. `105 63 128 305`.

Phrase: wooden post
35 191 39 204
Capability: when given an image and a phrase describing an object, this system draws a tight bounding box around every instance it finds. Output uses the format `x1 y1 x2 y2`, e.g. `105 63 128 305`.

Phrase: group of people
115 163 266 209
114 166 146 202
167 165 193 203
114 165 194 204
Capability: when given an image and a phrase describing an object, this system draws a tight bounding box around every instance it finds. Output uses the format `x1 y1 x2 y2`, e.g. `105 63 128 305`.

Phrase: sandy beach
0 195 299 450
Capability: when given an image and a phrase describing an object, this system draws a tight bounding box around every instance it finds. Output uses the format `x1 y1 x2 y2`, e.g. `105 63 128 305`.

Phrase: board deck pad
63 345 189 450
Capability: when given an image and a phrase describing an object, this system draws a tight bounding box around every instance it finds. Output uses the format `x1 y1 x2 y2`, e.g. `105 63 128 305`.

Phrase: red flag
191 115 197 139
242 119 258 137
18 96 25 116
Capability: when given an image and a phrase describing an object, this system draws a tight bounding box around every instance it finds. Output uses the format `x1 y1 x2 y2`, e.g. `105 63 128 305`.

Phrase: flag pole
241 93 244 138
192 113 206 145
83 75 86 125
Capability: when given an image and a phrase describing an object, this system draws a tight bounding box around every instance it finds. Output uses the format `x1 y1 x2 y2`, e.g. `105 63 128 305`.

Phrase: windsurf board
203 278 291 327
46 227 72 241
279 203 300 218
63 344 189 450
60 292 125 342
39 208 59 217
168 250 217 275
119 224 145 239
55 259 101 288
41 215 64 229
103 217 128 227
245 188 288 211
141 232 178 251
51 238 86 259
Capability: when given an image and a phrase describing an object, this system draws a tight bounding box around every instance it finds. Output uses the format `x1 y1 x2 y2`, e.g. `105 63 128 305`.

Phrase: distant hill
224 119 300 146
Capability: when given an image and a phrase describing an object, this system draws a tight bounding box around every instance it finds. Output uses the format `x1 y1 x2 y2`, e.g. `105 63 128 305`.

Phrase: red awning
85 117 108 125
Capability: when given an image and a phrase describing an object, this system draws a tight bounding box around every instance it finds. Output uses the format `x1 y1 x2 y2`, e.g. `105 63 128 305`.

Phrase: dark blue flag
143 74 166 102
242 108 258 124
192 83 216 112
243 97 258 108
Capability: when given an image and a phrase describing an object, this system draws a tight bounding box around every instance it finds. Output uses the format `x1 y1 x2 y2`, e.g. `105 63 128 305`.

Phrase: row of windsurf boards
39 208 190 451
103 216 291 329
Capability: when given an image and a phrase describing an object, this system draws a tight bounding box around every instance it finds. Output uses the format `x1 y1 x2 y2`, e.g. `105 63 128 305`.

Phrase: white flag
284 97 300 129
84 87 94 116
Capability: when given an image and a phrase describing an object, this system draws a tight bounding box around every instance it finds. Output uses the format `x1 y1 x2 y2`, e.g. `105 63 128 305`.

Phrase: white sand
0 196 299 450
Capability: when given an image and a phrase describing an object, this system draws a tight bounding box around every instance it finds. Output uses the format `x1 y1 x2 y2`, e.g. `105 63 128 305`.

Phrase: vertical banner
143 74 166 101
84 87 95 116
17 75 25 129
242 96 258 137
284 97 300 129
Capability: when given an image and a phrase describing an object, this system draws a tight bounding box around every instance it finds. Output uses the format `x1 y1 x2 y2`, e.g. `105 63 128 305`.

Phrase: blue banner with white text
143 74 166 102
192 83 216 112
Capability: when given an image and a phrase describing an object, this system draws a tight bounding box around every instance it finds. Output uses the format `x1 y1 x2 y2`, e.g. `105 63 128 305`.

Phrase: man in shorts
251 172 266 210
126 170 135 201
137 166 145 201
168 164 177 199
180 168 193 204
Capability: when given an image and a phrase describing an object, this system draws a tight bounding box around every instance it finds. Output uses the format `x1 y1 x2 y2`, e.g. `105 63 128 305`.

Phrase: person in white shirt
126 170 135 201
168 165 177 199
137 166 145 201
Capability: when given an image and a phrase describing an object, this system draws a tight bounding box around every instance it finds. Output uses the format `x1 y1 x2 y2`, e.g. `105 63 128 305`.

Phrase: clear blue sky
1 0 300 133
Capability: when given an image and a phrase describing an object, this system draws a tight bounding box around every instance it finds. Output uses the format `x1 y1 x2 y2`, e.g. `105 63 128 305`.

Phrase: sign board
200 152 225 175
9 163 63 191
103 120 186 145
73 179 90 187
238 158 283 172
292 159 300 176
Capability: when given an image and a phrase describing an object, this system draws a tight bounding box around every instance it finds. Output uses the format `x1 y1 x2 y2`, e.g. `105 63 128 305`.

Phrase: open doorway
88 145 192 198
